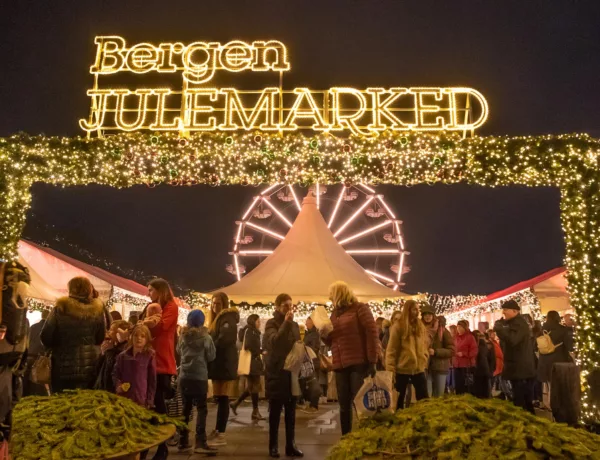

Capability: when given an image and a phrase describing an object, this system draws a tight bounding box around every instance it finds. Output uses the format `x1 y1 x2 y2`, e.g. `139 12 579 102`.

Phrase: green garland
1 130 599 421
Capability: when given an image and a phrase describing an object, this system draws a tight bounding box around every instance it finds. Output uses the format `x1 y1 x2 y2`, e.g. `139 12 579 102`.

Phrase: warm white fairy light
338 220 392 245
288 185 301 211
238 250 274 255
334 195 375 238
346 249 400 255
245 221 286 240
242 197 260 220
262 197 293 227
366 269 396 284
328 186 346 228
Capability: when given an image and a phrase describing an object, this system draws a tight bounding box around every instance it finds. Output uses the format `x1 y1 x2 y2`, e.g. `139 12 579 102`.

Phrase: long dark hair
148 278 175 307
247 314 259 328
547 310 561 325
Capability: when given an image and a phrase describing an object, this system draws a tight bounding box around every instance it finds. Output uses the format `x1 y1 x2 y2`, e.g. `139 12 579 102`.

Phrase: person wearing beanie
493 300 536 414
176 309 217 454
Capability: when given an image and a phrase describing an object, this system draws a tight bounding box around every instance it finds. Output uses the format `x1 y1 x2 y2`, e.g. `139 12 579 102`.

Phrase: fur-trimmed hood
54 296 105 319
181 325 210 348
208 307 239 332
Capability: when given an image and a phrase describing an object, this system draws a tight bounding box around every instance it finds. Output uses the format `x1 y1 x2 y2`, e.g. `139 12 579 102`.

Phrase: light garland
1 130 599 422
183 291 405 324
439 289 542 325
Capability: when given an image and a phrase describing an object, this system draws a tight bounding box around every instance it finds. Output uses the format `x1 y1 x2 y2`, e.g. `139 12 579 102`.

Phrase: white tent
217 195 407 303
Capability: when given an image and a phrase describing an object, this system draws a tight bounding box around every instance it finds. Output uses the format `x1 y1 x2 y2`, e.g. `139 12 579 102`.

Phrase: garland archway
1 130 599 421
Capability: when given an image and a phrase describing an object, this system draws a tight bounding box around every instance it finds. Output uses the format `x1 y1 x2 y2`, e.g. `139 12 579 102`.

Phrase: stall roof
18 240 148 299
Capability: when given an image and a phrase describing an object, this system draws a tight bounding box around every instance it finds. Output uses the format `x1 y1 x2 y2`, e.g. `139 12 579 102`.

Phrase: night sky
2 1 599 295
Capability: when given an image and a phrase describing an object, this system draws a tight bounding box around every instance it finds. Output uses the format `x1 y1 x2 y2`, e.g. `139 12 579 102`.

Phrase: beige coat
385 322 429 375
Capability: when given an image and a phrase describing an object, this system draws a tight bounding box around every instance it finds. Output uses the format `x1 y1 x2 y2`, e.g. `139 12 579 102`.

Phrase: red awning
22 240 148 296
482 267 566 303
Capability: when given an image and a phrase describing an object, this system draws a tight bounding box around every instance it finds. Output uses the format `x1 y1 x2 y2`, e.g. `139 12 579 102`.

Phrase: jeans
335 364 368 435
427 372 448 397
180 378 208 442
395 373 428 409
511 378 535 414
269 397 297 449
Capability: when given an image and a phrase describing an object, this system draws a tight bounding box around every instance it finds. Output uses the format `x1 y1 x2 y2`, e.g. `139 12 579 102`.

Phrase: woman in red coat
145 278 178 460
452 320 478 395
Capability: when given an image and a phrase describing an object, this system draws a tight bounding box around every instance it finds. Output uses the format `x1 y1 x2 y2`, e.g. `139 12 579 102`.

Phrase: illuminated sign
81 36 489 136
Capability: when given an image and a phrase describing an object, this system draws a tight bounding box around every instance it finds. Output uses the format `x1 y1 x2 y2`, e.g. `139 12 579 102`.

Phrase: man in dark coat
493 300 536 414
263 293 303 458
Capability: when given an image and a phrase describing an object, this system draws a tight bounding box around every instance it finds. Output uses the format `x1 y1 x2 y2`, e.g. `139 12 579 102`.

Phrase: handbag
237 329 252 376
299 346 315 380
319 353 333 372
30 352 51 385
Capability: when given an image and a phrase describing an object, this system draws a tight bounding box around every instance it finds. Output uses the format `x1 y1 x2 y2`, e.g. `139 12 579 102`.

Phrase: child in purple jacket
113 324 157 408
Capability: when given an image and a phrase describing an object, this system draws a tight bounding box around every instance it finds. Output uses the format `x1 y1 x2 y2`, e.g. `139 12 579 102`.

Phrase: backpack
537 330 562 355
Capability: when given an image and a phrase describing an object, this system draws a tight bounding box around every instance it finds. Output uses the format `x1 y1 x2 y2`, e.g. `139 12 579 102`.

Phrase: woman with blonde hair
322 281 379 435
385 299 429 409
41 276 107 392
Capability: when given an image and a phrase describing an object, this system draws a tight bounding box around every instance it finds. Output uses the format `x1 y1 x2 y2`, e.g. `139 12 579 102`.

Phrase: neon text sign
81 36 489 136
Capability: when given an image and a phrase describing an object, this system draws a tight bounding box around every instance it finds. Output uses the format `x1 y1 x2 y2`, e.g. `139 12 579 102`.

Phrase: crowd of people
21 274 577 459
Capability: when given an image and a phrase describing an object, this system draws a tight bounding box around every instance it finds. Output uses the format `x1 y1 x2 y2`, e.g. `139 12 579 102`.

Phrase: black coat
494 314 536 381
208 307 240 381
537 321 573 382
263 311 300 400
94 341 127 392
474 338 495 378
239 325 264 376
303 327 320 355
40 297 107 392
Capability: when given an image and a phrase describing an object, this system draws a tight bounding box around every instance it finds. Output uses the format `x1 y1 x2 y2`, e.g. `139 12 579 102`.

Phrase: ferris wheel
227 183 410 290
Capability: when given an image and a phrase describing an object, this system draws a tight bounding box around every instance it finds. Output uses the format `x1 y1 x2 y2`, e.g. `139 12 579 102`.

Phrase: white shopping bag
353 371 397 418
284 341 307 373
237 329 252 376
311 305 333 333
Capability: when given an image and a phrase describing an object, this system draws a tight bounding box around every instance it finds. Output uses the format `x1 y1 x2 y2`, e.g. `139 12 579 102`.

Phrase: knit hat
187 309 206 328
501 299 520 311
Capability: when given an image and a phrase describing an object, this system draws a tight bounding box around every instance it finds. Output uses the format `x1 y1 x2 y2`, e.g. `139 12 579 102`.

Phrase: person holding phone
263 294 303 458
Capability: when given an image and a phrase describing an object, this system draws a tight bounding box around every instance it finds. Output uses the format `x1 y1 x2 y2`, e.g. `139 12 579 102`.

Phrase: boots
229 401 239 416
194 436 218 456
285 401 302 457
285 442 304 458
178 430 191 451
252 407 265 421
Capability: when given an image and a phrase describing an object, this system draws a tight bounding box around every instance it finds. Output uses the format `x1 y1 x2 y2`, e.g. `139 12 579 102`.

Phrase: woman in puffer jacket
41 277 107 392
322 282 379 436
452 320 478 395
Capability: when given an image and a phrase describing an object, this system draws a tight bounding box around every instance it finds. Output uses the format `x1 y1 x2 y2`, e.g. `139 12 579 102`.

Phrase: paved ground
149 401 342 460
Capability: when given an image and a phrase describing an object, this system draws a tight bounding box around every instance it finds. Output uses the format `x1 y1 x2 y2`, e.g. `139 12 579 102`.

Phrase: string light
1 130 599 422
